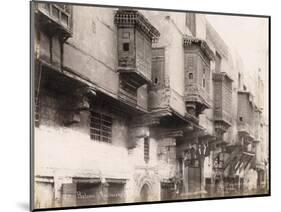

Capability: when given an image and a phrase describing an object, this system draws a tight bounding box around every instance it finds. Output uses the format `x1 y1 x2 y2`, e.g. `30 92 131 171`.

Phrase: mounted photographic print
30 0 270 211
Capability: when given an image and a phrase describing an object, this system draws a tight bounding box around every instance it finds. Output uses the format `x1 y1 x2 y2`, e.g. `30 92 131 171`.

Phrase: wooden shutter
152 48 165 88
62 183 77 207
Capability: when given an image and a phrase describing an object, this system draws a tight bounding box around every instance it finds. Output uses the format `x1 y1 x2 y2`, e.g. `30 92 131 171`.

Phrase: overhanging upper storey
35 3 73 40
253 105 263 143
183 35 215 117
213 72 233 134
114 10 160 89
237 90 255 140
183 36 215 61
114 10 160 42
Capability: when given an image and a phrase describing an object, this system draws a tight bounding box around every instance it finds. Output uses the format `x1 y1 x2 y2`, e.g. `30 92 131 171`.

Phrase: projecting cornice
114 9 160 42
213 72 234 82
183 35 215 61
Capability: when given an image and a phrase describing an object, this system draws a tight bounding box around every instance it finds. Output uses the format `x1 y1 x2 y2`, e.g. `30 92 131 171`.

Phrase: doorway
140 184 150 202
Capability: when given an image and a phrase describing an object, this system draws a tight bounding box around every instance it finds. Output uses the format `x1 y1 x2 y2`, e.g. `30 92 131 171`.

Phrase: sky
206 14 269 118
206 14 268 81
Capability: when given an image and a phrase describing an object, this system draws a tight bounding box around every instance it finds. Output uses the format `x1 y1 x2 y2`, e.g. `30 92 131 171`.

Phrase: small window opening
154 78 158 85
123 43 129 51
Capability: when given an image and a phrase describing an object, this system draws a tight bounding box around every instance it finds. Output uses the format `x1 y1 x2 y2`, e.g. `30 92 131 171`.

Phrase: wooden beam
159 130 184 138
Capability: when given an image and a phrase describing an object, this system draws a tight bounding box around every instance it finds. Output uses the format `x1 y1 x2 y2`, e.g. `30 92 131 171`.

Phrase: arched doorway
140 184 150 202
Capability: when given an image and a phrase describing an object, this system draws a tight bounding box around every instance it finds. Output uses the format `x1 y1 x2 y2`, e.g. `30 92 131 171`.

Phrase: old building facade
32 2 269 209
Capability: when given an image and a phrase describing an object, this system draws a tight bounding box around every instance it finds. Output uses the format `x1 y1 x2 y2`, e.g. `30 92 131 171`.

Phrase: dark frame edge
30 0 35 211
31 193 270 212
268 15 271 197
33 0 270 18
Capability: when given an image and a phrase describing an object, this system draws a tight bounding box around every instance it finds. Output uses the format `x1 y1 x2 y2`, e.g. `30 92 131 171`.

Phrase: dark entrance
205 178 212 196
161 182 174 200
188 167 201 193
76 183 100 206
108 183 125 204
140 184 150 202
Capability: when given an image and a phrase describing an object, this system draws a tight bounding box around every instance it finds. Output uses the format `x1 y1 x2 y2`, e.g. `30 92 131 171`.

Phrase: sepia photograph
31 1 270 210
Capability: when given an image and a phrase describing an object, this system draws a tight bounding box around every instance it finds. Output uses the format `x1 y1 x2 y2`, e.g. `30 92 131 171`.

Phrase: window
52 6 60 21
238 73 241 89
203 78 206 88
56 4 71 13
189 73 193 80
239 116 243 122
38 3 72 29
152 48 165 88
136 32 145 58
154 77 158 85
144 137 150 163
90 111 112 143
186 13 196 36
123 43 129 51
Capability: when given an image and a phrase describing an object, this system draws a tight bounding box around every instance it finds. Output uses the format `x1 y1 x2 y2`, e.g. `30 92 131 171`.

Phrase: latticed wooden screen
90 111 112 143
144 137 150 163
